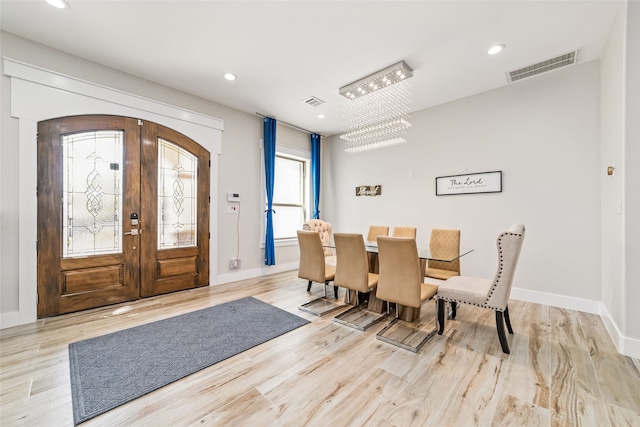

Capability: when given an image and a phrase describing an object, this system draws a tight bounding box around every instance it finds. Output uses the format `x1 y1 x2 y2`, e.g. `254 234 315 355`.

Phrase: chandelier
339 61 413 153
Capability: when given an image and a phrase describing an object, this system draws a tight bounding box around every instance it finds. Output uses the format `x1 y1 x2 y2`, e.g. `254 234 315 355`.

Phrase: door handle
125 229 141 236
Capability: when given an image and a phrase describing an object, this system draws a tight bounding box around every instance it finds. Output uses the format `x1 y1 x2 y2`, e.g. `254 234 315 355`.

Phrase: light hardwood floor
1 271 639 426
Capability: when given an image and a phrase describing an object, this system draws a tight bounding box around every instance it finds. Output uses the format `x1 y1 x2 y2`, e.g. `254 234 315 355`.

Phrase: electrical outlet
227 205 238 214
229 258 241 269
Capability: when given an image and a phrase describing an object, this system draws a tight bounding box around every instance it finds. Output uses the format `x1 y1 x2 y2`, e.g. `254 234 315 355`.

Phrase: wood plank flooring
1 271 639 426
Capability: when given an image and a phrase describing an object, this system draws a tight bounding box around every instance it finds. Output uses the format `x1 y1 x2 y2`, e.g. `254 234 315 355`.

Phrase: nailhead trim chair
436 224 525 354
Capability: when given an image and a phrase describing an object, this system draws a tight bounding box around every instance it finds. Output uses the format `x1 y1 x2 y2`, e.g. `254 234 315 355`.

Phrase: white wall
325 61 602 304
599 0 640 358
600 1 626 344
622 1 640 346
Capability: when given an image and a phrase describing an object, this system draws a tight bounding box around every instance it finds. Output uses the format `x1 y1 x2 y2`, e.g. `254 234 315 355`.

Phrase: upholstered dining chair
426 228 461 318
436 224 525 354
426 229 461 280
296 230 341 315
375 236 439 352
303 219 336 268
366 225 389 243
332 233 387 330
392 226 417 239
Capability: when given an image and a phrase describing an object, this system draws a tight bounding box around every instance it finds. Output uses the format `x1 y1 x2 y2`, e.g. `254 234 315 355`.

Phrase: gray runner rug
69 296 309 425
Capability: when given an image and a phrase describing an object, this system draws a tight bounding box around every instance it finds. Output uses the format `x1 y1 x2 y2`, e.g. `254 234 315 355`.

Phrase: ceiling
0 1 622 136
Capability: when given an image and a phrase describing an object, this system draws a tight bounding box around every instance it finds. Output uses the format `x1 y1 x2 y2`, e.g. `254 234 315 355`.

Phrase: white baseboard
510 286 601 313
0 311 21 330
598 304 640 359
215 262 298 285
511 286 640 358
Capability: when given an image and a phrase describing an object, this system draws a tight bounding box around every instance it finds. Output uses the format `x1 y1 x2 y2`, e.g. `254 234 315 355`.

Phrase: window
157 138 198 249
270 154 308 239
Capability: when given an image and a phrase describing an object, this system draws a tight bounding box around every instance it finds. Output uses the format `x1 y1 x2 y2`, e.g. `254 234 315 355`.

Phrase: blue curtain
263 117 277 265
311 133 321 219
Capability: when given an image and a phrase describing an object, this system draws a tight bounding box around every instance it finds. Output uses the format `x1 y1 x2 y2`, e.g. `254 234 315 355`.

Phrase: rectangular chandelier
339 61 413 100
339 61 413 153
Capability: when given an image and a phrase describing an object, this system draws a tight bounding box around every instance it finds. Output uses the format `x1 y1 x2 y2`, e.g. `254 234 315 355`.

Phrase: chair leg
307 281 312 292
334 286 339 299
437 299 445 335
450 302 457 319
495 311 511 354
504 305 513 334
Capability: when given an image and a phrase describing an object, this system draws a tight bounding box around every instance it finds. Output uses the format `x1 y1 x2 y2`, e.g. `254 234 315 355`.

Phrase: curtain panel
311 133 321 219
263 117 277 265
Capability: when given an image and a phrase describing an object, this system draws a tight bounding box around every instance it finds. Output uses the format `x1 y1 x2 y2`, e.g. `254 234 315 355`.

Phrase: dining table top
365 243 473 262
325 242 473 262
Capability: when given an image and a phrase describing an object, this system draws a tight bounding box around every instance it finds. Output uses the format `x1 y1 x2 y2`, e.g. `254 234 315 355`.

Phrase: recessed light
488 44 505 55
224 73 236 81
317 114 325 119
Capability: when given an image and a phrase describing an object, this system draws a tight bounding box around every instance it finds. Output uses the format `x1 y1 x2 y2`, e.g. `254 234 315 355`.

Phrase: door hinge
209 232 211 239
209 160 211 167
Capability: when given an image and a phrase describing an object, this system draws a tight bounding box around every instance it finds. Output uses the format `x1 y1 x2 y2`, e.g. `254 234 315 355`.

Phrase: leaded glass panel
62 131 123 257
158 138 197 249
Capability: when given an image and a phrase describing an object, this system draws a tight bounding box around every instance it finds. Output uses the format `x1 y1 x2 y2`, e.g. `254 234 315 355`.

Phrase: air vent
303 96 325 107
507 50 579 83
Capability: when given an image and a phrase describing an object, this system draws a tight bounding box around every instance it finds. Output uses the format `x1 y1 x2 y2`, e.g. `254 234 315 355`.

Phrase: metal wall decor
356 185 382 197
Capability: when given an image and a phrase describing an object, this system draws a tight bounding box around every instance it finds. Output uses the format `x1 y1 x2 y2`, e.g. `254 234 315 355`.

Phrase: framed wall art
436 171 502 196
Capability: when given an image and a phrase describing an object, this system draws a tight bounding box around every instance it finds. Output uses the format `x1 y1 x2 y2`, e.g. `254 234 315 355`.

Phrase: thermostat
227 192 240 202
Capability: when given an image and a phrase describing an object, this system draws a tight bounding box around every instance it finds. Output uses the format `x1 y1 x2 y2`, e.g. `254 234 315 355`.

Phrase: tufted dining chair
426 229 461 280
375 236 439 352
303 219 336 267
392 226 417 239
366 225 389 243
436 224 525 354
296 230 341 315
426 228 462 318
332 233 387 330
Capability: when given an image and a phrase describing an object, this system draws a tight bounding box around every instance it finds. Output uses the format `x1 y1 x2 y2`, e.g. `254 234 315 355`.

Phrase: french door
37 115 210 317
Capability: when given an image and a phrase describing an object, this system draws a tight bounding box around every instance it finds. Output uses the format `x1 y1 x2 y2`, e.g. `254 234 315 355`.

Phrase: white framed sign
436 171 502 196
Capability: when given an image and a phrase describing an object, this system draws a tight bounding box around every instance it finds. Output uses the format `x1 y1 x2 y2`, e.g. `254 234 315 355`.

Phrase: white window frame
260 145 311 247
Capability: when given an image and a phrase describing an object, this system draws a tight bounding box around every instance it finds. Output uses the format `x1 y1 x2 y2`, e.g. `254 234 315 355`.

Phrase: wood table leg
367 288 385 313
398 305 420 322
368 252 379 274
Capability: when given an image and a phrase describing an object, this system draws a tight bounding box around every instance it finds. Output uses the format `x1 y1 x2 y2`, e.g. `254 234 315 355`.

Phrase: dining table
326 241 474 322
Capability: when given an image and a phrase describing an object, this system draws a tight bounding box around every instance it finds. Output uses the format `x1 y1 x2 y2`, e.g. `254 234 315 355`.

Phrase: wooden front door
37 115 210 317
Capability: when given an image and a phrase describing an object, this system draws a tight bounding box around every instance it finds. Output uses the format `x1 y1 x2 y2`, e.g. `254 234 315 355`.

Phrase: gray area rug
68 296 309 425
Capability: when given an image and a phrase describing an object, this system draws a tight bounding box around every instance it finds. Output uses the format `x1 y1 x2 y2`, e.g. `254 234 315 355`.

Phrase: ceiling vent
507 50 579 83
303 96 325 107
